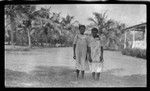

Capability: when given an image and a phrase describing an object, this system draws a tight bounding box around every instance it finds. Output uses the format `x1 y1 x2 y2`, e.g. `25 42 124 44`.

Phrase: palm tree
31 6 51 47
88 11 108 35
60 15 76 46
88 11 126 50
5 5 38 48
5 5 23 47
105 21 126 49
51 12 61 24
5 16 11 45
32 7 65 47
20 5 38 48
38 12 62 46
16 5 51 48
114 22 126 49
88 11 114 48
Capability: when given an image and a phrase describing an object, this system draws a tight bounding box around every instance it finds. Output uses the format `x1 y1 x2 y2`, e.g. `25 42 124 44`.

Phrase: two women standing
73 25 104 80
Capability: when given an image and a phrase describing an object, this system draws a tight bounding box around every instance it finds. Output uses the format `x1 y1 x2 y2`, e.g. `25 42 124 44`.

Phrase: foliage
5 6 127 49
88 11 126 50
121 48 146 59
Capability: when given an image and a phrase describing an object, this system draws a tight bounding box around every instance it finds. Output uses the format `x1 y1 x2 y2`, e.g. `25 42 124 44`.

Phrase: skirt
89 61 103 73
75 59 90 71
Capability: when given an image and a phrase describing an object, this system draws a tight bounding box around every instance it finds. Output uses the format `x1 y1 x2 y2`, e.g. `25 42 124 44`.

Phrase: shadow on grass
5 66 146 87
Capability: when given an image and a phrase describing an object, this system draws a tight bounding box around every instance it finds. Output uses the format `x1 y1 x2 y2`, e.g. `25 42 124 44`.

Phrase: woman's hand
100 56 103 62
73 55 76 59
89 57 92 63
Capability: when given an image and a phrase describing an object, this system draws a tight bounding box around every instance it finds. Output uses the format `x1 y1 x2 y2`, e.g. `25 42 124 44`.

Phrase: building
123 22 146 49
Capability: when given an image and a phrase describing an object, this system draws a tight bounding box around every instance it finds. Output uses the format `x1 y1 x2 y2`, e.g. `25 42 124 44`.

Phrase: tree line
5 5 126 50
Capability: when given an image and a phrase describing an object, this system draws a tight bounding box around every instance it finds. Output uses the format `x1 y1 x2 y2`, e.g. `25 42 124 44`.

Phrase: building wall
132 40 146 49
131 28 146 49
124 24 146 49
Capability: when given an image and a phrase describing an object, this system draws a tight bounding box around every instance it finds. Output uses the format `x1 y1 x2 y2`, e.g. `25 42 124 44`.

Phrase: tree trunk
8 30 11 45
46 35 48 47
27 27 32 48
124 31 126 49
10 17 15 48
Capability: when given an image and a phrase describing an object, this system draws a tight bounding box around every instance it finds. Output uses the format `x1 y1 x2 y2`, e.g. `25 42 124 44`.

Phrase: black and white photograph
4 4 147 87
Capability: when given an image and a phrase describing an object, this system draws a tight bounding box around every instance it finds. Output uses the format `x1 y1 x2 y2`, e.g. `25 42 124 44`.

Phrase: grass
5 46 146 87
5 67 146 87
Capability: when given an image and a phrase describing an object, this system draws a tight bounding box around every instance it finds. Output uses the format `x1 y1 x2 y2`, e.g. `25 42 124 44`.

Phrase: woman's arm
100 46 104 62
99 35 104 62
73 44 76 59
86 36 92 62
87 46 92 62
73 35 78 59
101 46 103 61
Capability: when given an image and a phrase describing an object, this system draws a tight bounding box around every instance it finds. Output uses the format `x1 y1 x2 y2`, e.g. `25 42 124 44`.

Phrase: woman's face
79 27 85 34
92 30 98 37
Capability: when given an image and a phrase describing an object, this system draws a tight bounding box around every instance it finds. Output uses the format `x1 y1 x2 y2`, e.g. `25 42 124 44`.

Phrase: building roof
123 22 146 31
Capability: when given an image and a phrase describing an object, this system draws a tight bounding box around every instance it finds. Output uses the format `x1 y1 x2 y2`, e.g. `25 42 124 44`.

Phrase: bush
121 48 146 59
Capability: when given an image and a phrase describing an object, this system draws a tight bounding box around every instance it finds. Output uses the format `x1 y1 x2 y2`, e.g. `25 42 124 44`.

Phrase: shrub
121 48 146 59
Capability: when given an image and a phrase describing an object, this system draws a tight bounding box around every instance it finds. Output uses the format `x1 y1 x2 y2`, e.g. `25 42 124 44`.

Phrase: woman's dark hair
79 25 86 29
91 27 98 33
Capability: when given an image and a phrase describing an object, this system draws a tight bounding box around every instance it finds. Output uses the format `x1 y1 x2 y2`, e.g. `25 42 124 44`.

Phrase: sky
37 4 146 27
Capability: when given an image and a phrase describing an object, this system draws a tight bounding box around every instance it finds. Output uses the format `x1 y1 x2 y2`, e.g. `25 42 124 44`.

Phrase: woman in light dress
73 25 89 79
87 27 104 80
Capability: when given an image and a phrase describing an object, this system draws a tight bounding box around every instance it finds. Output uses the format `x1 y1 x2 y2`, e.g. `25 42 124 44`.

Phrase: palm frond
88 17 98 25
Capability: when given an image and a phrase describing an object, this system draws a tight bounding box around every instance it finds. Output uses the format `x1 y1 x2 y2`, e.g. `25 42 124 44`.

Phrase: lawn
5 45 147 87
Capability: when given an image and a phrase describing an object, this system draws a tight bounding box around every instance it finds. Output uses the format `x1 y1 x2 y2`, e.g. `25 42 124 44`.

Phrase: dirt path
5 47 146 87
